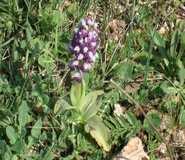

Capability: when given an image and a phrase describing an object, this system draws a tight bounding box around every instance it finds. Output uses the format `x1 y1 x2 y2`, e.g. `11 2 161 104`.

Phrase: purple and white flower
68 17 99 83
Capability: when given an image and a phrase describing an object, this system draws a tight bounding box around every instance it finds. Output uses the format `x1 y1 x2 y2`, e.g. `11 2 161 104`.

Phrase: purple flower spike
68 17 99 83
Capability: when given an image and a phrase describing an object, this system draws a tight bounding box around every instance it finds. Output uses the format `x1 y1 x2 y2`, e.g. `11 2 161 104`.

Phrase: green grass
0 0 185 159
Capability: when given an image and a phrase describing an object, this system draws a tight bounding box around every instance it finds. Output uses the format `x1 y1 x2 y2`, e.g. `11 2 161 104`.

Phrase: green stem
75 80 86 110
75 82 81 104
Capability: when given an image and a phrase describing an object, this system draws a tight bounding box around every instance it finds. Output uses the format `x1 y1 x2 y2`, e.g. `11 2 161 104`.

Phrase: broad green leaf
18 101 32 127
53 11 60 23
38 53 55 67
132 51 150 62
70 83 77 107
139 89 149 105
177 60 184 69
143 113 162 134
81 90 103 114
32 87 50 105
85 115 111 152
31 86 42 97
6 126 17 145
67 2 79 15
162 86 178 95
10 139 25 153
20 128 26 138
43 151 55 159
125 110 140 126
83 73 90 85
170 29 180 59
20 40 26 49
0 77 5 85
12 155 18 160
178 68 185 85
54 98 75 117
160 81 178 95
153 30 166 48
179 107 185 128
78 80 86 107
38 94 50 105
70 80 86 108
178 32 185 61
112 61 133 80
28 136 34 149
178 20 185 31
153 30 169 66
83 96 102 121
31 119 42 138
30 38 44 49
0 140 12 159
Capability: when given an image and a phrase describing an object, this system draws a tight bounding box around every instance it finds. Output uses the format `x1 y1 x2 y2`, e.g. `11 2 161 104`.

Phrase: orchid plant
54 17 111 152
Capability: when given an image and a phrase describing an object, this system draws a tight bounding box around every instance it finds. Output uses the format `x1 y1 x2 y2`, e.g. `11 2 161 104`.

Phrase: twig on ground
109 79 174 160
